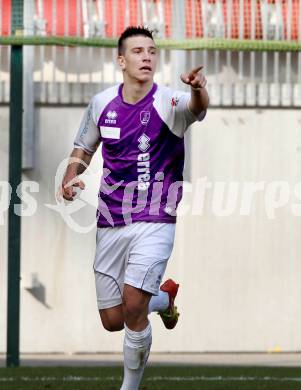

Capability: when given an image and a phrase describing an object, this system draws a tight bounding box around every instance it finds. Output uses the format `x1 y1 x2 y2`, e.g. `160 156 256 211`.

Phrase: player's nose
142 50 151 61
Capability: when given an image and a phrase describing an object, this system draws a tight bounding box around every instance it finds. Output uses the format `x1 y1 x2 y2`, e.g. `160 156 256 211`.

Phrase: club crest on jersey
171 97 179 107
105 110 117 124
140 111 150 125
138 133 150 152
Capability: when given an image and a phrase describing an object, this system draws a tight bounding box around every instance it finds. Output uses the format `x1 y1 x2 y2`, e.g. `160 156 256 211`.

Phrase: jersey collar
118 83 157 107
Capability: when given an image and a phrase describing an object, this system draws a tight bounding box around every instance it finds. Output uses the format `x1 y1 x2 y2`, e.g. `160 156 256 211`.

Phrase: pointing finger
187 65 204 78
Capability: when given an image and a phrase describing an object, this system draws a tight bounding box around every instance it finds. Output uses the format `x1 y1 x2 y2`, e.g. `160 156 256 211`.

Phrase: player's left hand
180 66 207 90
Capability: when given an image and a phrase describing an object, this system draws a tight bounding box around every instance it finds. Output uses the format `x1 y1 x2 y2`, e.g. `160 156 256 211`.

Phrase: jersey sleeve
154 87 206 138
74 97 100 154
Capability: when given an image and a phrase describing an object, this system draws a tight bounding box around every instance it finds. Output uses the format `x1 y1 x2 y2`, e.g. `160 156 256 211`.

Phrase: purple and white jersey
74 83 206 228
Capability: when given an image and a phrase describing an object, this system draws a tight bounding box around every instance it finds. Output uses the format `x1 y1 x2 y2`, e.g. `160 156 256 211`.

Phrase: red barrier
1 0 11 35
0 0 300 41
282 0 300 40
185 0 203 38
41 0 83 35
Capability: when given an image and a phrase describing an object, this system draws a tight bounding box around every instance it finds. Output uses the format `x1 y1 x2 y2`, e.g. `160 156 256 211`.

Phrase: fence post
6 0 23 368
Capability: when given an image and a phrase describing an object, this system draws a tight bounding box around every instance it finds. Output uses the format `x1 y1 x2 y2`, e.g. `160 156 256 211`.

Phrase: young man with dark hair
61 26 209 390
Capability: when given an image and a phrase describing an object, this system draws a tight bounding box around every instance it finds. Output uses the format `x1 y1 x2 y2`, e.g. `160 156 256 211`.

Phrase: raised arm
180 65 209 115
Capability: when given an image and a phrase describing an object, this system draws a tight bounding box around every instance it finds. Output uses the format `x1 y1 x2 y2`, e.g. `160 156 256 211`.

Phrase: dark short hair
118 26 154 55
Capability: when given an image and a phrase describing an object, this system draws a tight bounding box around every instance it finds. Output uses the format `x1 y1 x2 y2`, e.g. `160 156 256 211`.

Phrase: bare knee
99 306 124 332
122 285 151 330
123 299 145 320
101 318 123 332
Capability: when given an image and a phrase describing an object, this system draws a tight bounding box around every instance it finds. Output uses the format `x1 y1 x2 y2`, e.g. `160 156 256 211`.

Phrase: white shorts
94 222 176 309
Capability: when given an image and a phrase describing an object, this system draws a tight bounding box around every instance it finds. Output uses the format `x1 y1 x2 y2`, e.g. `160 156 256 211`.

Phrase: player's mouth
140 66 152 72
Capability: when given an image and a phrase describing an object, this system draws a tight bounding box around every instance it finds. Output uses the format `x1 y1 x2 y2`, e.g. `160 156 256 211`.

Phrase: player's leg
128 222 180 329
148 288 169 313
98 304 124 331
123 284 151 330
149 278 180 329
95 271 125 331
120 284 152 390
120 222 177 390
94 227 128 332
94 224 179 333
97 276 180 332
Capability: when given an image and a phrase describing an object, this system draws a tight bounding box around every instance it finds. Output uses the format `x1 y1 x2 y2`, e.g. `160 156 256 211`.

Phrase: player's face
118 36 157 82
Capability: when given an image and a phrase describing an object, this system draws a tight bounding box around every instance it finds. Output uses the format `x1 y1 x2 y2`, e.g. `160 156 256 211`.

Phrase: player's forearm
63 148 93 184
189 87 209 116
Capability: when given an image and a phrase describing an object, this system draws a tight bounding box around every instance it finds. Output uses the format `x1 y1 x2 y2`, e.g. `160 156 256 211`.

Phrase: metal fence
0 0 301 106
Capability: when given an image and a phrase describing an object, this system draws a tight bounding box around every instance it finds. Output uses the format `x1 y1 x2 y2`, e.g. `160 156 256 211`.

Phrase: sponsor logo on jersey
100 126 121 139
138 133 150 152
105 110 118 124
137 152 150 191
137 134 151 191
140 111 150 125
171 97 179 107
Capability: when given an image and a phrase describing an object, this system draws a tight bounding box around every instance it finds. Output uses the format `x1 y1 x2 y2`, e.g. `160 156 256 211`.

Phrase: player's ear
118 55 126 71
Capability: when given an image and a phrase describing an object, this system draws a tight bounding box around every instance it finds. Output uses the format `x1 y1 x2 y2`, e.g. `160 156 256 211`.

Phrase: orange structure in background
0 0 300 40
42 0 84 35
1 0 11 35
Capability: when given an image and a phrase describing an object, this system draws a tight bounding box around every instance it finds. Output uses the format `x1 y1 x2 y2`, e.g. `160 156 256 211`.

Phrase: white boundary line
1 375 301 382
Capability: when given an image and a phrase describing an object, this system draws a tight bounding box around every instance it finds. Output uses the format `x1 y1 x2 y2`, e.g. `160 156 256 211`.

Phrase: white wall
1 106 301 353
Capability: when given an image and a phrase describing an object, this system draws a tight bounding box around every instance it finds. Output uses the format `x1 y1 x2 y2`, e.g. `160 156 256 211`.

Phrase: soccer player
60 26 209 390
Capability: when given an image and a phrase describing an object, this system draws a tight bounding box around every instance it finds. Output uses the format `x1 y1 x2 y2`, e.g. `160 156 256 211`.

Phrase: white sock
120 322 152 390
148 290 169 313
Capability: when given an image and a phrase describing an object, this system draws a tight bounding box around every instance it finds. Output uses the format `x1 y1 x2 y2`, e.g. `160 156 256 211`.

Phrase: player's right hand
57 177 85 202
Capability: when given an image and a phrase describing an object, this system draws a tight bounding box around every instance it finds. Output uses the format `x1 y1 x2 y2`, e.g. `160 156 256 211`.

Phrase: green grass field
2 366 301 390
